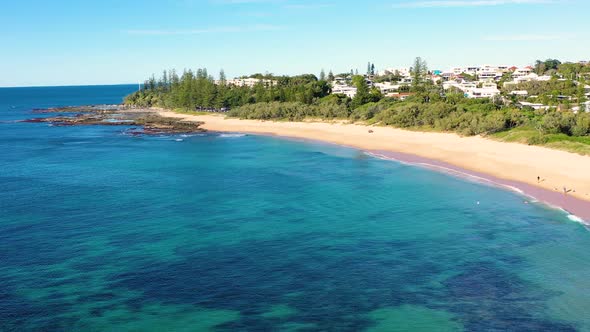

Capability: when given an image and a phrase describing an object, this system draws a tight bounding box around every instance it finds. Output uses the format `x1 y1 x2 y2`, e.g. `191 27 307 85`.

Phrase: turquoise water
1 85 590 331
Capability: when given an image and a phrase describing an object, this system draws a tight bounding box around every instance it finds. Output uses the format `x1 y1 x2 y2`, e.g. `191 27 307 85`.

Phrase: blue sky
1 0 588 87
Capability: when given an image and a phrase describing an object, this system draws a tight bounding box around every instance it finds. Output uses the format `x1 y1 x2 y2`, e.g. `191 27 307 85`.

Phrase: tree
351 75 371 109
219 69 227 85
534 60 546 75
411 57 428 92
371 63 375 76
319 69 326 81
327 70 335 82
545 59 561 71
367 62 371 75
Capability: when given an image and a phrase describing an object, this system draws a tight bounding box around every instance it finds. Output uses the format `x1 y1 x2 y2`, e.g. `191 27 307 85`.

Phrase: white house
465 86 500 99
518 101 550 110
511 90 529 96
374 82 399 94
379 67 411 78
512 67 534 78
226 78 276 87
332 85 357 98
444 80 499 99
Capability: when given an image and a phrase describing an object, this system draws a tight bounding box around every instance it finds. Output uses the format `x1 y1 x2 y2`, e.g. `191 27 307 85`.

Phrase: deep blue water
1 85 590 331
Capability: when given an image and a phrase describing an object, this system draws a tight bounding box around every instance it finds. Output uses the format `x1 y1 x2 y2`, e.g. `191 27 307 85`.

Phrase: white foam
175 138 184 142
219 133 246 138
568 214 588 225
367 151 588 228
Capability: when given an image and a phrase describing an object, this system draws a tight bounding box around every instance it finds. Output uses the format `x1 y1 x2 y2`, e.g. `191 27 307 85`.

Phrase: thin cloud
126 24 282 36
393 0 555 8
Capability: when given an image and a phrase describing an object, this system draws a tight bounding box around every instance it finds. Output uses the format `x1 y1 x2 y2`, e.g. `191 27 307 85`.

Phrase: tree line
124 69 331 109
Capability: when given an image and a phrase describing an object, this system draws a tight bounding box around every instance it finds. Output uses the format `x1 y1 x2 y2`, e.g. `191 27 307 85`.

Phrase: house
399 77 413 85
572 101 590 113
465 66 480 76
333 77 349 85
441 72 454 81
226 78 276 87
442 80 499 99
378 68 411 78
442 80 475 92
465 86 500 99
517 101 550 110
512 73 552 84
387 92 414 101
451 67 464 75
511 90 528 96
374 82 399 94
512 67 533 78
332 85 357 98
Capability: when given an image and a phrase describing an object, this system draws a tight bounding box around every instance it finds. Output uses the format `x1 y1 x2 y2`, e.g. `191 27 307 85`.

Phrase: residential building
511 90 528 97
465 86 500 99
374 82 399 94
387 92 414 101
226 78 276 87
512 67 534 78
517 101 550 110
332 85 357 98
443 80 499 99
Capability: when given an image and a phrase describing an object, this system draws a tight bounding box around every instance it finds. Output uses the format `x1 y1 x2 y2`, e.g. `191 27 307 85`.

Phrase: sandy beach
157 110 590 220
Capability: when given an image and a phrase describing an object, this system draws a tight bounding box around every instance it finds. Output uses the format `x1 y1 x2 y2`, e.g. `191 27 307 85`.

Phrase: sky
1 0 589 87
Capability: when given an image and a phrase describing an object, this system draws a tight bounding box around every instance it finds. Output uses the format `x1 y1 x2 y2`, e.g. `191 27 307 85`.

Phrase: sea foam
567 214 588 225
219 133 247 138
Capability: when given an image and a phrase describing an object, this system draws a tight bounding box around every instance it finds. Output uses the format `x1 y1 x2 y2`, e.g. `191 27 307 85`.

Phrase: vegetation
125 59 590 154
124 69 331 109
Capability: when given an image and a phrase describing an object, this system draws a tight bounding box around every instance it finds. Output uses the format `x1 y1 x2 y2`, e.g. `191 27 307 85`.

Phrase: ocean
1 85 589 331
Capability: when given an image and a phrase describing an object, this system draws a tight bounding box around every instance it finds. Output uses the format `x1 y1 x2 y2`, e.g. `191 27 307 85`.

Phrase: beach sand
156 110 590 220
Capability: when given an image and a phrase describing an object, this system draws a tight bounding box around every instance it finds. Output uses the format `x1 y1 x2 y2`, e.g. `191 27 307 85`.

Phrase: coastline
156 110 590 222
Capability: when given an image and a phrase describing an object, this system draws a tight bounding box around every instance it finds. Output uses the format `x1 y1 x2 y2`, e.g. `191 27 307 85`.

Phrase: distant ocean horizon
1 85 589 331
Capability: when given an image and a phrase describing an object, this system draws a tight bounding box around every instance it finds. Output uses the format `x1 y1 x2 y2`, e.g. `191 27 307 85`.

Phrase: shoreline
155 110 590 222
367 150 589 224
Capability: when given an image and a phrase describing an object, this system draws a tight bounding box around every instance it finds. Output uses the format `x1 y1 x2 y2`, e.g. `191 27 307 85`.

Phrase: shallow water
1 85 590 331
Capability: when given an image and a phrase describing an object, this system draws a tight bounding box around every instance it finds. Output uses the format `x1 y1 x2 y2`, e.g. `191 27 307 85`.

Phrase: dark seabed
1 85 589 331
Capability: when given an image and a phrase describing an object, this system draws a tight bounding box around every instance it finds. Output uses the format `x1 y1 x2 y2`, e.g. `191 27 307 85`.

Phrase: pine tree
319 69 326 81
411 57 428 91
327 70 335 82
